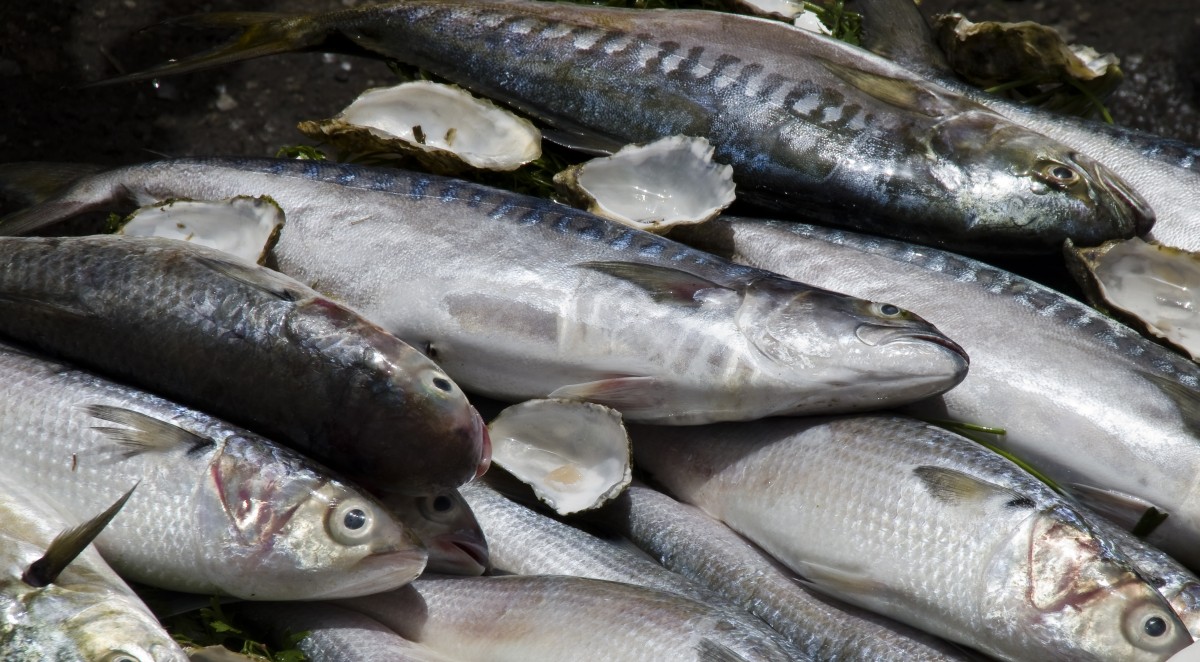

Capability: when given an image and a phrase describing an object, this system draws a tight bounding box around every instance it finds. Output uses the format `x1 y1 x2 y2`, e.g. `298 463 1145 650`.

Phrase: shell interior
561 136 736 233
487 399 631 515
729 0 807 20
117 195 284 265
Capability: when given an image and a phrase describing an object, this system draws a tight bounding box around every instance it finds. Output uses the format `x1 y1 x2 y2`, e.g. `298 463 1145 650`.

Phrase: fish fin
792 559 892 604
548 376 665 413
914 466 1034 509
85 405 214 458
849 0 953 76
88 12 328 87
1065 483 1168 536
578 261 729 305
0 162 107 236
696 638 751 662
22 483 137 587
1138 371 1200 438
539 127 622 156
193 254 306 302
819 59 962 117
0 291 96 322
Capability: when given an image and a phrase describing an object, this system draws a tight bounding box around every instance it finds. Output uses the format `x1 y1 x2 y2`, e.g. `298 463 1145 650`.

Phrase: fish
336 575 802 661
631 414 1193 661
594 482 976 661
233 601 459 662
671 216 1200 568
0 339 427 600
0 234 489 495
847 0 1200 251
0 158 968 424
385 490 490 575
0 474 189 661
94 0 1152 254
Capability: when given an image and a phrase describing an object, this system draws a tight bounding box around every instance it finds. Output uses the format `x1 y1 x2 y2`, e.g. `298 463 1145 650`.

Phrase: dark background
3 0 1198 167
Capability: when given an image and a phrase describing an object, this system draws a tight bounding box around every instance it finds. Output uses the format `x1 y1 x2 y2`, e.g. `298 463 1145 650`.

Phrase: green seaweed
163 597 308 661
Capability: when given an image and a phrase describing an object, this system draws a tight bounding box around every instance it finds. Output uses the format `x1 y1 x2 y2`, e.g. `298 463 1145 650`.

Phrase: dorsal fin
22 483 137 587
85 405 215 458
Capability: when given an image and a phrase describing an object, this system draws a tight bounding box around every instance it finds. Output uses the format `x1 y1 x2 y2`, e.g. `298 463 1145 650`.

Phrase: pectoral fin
0 292 94 322
1139 371 1200 438
791 559 892 605
820 59 963 117
23 483 137 587
85 405 214 458
548 376 665 414
194 254 307 302
1066 483 1169 537
579 261 729 305
697 639 751 662
914 466 1034 509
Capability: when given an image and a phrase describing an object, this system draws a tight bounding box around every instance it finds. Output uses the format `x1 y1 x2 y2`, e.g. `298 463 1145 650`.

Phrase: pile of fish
2 0 1200 660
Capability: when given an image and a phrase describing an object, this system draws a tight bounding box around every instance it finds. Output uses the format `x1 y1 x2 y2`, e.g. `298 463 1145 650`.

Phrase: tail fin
0 162 106 235
88 12 331 87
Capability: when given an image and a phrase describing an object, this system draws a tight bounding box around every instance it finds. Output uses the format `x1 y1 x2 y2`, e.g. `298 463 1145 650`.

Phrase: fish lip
304 546 428 600
856 324 970 365
474 409 492 479
435 535 490 575
905 332 970 365
1091 161 1156 236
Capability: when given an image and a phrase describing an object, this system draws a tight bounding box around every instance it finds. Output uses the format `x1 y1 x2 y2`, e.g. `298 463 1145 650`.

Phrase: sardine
96 0 1153 254
594 482 975 661
0 234 489 495
385 490 490 575
0 340 427 600
0 159 968 424
631 415 1193 661
0 474 189 661
336 575 800 661
672 216 1200 568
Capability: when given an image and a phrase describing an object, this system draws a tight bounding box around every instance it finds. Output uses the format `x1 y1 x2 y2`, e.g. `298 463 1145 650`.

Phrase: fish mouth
1091 161 1155 237
427 534 490 576
306 546 428 600
474 409 492 479
856 324 970 365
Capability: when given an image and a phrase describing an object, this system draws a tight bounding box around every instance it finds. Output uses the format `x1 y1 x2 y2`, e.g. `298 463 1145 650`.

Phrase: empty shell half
298 81 542 174
553 136 736 234
487 399 631 515
1065 237 1200 361
117 195 284 265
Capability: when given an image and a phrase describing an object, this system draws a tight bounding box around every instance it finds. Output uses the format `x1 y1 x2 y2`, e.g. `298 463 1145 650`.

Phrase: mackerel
100 0 1152 254
631 414 1193 661
675 216 1200 568
0 340 427 600
0 158 968 424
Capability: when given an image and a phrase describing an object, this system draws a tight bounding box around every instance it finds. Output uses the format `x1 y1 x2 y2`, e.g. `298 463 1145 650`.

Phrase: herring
0 340 428 600
96 0 1151 254
0 158 968 424
384 490 490 575
0 234 489 495
0 474 189 661
632 415 1193 661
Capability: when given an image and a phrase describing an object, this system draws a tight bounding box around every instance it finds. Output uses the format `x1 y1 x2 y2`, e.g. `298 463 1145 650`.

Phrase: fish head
382 489 490 575
195 443 427 600
21 591 187 662
738 277 968 409
292 298 492 494
1167 581 1200 640
982 505 1191 660
924 110 1154 250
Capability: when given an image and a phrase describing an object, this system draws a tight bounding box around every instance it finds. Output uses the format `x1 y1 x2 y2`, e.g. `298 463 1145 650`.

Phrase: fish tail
87 12 330 87
0 162 107 235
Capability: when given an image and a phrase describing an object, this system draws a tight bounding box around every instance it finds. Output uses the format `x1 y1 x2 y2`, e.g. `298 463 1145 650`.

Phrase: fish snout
1093 161 1156 237
474 408 492 479
855 323 970 367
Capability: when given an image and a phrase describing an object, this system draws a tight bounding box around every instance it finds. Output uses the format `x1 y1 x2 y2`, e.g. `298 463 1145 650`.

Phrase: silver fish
336 575 800 661
384 490 490 576
0 340 427 600
99 0 1152 254
0 474 189 662
0 234 489 495
631 415 1192 661
672 216 1200 568
0 158 968 424
595 482 975 661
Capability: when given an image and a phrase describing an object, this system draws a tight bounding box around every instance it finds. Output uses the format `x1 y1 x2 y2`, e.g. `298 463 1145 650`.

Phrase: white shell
1069 237 1200 361
118 196 284 265
554 136 736 234
299 81 542 173
793 10 833 35
487 399 631 515
729 0 807 20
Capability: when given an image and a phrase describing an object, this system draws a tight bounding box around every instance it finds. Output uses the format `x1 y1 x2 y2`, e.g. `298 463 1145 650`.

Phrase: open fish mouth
439 535 490 575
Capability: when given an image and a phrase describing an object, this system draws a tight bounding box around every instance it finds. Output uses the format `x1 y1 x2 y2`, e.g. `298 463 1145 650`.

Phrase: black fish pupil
432 377 452 392
1144 616 1167 637
344 508 367 530
433 495 453 512
880 304 899 316
1051 165 1075 180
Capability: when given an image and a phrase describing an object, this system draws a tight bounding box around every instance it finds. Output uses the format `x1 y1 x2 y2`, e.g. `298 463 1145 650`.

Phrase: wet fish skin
0 473 189 662
384 489 490 575
594 483 975 661
631 415 1192 661
336 575 800 661
0 233 488 495
104 0 1151 254
0 340 427 600
0 158 967 424
673 216 1200 568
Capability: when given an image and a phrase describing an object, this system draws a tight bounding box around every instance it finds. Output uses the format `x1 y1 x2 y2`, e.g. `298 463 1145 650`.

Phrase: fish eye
418 493 459 522
1036 161 1082 189
100 652 143 662
327 498 377 545
1122 603 1181 653
432 376 453 392
1144 616 1167 637
872 302 902 318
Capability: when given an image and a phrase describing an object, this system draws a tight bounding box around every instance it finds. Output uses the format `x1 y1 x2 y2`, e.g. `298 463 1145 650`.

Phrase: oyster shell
486 399 631 515
1065 237 1200 361
117 195 284 265
728 0 807 21
553 136 735 234
298 81 542 174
